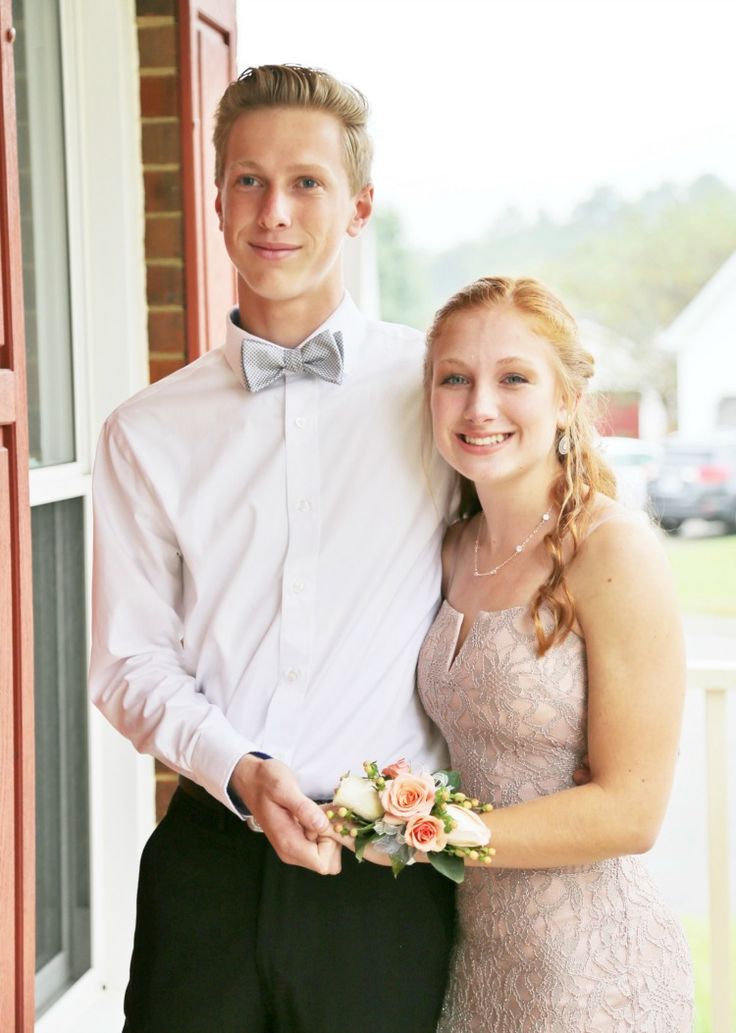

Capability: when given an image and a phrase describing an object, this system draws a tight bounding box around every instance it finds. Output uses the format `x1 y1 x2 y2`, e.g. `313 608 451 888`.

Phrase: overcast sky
236 0 736 249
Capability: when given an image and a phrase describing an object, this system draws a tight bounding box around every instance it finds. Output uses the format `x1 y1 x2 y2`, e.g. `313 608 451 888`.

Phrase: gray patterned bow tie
240 329 344 392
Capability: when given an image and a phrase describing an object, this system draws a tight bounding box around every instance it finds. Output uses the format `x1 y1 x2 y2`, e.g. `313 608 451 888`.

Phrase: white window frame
34 1 153 1030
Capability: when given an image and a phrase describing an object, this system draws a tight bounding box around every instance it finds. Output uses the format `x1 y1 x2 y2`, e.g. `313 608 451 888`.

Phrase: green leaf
435 769 461 792
390 854 407 879
428 851 465 884
354 831 380 863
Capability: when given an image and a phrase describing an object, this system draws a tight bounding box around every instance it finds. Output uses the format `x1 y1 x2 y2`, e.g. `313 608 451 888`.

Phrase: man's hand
230 755 341 875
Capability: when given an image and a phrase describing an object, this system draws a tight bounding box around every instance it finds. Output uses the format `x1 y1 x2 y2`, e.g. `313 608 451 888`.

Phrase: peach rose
381 758 411 779
380 772 435 823
405 814 448 852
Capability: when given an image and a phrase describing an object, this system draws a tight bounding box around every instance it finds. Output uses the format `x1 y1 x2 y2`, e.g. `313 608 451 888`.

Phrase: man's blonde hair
213 64 373 193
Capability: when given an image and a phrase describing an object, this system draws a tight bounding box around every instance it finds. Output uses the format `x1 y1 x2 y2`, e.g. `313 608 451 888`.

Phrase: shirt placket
262 372 321 765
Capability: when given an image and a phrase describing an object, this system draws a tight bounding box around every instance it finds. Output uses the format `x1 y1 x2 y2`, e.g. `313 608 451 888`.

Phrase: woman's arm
464 516 686 868
340 517 686 871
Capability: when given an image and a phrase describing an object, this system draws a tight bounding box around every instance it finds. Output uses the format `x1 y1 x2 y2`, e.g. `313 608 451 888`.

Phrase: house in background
579 318 668 440
661 250 736 437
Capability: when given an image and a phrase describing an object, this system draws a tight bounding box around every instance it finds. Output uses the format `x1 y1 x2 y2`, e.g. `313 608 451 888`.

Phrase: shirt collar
223 292 366 388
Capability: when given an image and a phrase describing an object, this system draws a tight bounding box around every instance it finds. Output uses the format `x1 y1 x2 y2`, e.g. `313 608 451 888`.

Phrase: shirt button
294 417 306 429
286 668 300 683
291 579 305 594
297 498 312 513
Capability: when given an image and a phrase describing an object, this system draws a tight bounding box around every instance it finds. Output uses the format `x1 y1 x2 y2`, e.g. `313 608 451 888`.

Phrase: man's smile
249 241 301 261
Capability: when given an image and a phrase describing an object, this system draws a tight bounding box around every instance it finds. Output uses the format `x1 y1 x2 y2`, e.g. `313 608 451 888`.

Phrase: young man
90 66 455 1033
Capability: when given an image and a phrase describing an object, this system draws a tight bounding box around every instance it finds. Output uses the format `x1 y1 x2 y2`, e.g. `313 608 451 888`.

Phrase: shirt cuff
191 726 264 817
227 752 273 815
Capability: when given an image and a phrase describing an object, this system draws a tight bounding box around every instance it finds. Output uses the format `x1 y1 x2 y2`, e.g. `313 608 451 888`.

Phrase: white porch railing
689 662 736 1033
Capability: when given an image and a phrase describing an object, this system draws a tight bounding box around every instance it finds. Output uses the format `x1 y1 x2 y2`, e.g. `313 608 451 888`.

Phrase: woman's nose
464 383 499 422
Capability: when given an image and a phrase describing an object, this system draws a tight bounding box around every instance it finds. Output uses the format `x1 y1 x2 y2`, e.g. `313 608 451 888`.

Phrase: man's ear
215 186 224 231
346 184 374 238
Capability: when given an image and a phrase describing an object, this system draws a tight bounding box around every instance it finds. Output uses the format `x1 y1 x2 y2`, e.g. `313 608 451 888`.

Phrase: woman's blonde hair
213 64 372 193
425 276 617 655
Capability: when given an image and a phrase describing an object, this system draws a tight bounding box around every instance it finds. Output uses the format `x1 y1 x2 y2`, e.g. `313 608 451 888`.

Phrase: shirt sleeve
88 414 256 814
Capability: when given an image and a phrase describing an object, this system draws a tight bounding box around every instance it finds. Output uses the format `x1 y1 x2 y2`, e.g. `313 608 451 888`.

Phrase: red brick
149 356 187 383
145 215 183 259
148 308 186 353
138 23 177 69
144 168 181 213
147 264 184 306
142 121 180 165
140 74 179 118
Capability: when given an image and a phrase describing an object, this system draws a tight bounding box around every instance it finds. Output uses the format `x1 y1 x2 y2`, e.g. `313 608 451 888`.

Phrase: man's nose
258 187 291 229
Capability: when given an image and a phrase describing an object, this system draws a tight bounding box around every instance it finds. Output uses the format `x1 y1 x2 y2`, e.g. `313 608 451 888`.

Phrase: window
14 0 91 1013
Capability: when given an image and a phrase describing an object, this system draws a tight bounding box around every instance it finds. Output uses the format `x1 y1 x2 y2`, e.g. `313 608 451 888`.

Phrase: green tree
375 178 736 407
374 207 433 330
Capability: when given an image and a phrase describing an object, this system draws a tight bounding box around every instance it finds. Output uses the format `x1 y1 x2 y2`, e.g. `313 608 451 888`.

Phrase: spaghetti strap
583 505 650 540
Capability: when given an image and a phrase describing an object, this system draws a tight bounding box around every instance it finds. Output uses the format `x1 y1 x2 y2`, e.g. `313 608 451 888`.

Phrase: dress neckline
440 599 582 672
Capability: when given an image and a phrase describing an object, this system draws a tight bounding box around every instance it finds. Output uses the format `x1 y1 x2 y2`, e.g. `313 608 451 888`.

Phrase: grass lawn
662 532 736 617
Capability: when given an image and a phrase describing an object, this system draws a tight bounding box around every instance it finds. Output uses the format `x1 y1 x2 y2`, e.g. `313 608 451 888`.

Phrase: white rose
445 804 491 848
333 775 385 821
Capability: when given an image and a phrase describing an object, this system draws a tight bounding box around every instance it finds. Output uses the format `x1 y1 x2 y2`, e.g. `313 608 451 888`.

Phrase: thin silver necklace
473 508 552 578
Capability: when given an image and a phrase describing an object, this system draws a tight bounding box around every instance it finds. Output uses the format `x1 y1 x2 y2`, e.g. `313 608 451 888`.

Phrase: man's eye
237 175 258 187
299 177 320 189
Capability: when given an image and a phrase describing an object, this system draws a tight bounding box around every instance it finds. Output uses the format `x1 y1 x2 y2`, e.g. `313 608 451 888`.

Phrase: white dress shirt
90 293 454 812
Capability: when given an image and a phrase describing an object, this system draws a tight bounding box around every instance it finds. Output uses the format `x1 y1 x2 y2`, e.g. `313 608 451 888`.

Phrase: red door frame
0 3 35 1031
179 0 237 362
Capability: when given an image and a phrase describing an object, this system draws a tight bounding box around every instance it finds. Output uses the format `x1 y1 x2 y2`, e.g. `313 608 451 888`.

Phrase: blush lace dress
418 600 693 1032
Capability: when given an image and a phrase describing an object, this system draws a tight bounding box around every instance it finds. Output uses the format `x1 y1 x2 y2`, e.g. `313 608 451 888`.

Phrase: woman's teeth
462 433 509 446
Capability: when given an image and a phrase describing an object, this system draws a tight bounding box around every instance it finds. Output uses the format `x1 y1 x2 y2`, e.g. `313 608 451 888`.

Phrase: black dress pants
122 788 456 1033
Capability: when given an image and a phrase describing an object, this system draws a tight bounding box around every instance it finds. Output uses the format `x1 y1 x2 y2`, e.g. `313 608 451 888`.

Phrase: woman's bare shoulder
570 495 676 615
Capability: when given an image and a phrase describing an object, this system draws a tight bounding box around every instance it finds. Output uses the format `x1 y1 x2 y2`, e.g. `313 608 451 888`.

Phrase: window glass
15 0 75 468
32 499 91 1012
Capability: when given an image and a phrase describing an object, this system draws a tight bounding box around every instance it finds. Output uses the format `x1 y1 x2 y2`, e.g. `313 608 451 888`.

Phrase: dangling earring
557 431 570 456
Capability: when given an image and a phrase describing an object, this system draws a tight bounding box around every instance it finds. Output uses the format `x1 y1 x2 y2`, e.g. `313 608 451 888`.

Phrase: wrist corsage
327 759 495 883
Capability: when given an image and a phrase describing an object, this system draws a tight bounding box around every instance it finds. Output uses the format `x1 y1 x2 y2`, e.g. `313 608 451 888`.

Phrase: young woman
334 277 694 1031
419 276 693 1031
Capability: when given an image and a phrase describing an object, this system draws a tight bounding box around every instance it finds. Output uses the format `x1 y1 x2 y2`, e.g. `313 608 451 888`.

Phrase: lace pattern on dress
418 602 693 1033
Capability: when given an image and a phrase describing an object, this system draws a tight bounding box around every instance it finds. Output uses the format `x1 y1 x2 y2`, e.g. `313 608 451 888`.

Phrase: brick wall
137 0 188 388
137 0 186 817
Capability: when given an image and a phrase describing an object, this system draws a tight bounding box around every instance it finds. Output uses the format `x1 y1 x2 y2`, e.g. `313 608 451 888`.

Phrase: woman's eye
443 374 468 385
503 373 527 385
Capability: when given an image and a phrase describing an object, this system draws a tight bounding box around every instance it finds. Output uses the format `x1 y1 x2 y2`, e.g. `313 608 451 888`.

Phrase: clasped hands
229 754 342 875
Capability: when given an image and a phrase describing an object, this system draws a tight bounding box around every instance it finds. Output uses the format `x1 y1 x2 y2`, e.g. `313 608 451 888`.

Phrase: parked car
647 437 736 533
598 436 661 510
